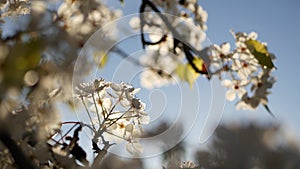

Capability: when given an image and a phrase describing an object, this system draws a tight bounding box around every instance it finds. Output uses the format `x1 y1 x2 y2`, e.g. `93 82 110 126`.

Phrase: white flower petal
70 14 84 26
139 115 150 124
110 83 123 91
133 88 141 94
129 16 140 30
226 90 236 101
120 99 131 108
248 32 258 40
108 123 118 130
221 79 232 87
126 142 143 154
57 3 68 17
89 104 98 113
237 88 246 98
101 98 112 110
236 101 251 110
125 124 134 133
221 42 230 53
237 70 247 80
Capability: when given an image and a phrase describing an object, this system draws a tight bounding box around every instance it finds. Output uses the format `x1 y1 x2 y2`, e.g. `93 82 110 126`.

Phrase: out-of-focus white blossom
140 50 178 89
129 1 208 88
180 160 197 168
0 0 30 17
126 141 143 155
129 16 140 30
57 0 122 37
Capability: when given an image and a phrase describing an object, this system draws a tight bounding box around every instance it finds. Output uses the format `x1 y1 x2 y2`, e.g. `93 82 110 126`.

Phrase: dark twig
144 34 168 45
139 0 147 49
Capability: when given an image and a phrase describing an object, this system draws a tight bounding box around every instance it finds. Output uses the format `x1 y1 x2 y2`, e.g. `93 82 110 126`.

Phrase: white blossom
126 141 143 155
222 79 247 101
76 79 150 154
57 0 121 37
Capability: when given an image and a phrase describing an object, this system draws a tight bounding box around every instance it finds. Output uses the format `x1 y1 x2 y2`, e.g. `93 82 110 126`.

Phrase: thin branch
139 0 147 49
80 97 96 130
92 94 102 127
106 107 133 128
143 34 167 45
57 123 79 143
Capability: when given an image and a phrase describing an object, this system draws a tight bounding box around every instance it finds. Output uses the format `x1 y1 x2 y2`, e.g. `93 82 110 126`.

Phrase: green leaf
175 63 200 88
245 39 275 69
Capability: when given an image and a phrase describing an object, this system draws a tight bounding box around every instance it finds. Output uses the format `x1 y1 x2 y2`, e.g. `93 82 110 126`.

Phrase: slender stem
92 94 102 127
139 0 147 49
50 138 63 145
61 121 81 125
107 89 124 116
99 90 125 131
106 107 133 128
80 122 96 132
57 123 79 143
81 97 96 130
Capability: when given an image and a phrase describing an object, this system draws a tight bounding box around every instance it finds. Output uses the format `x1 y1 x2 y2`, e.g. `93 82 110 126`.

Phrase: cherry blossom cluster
129 0 208 88
57 0 122 38
210 31 276 112
75 79 150 154
151 0 208 30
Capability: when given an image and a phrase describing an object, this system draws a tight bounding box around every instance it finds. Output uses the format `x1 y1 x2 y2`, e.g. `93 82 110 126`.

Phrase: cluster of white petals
57 0 122 37
211 31 276 111
139 50 179 89
75 79 150 154
151 0 207 30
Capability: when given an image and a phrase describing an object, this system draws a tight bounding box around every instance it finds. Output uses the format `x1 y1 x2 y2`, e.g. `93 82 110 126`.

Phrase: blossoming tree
0 0 277 168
